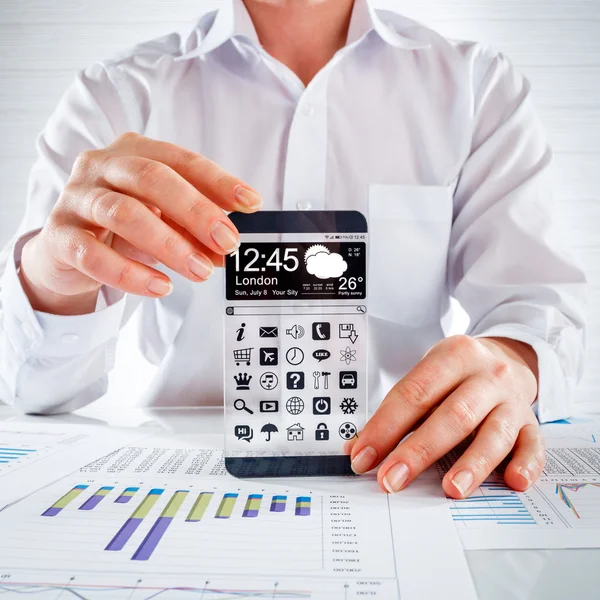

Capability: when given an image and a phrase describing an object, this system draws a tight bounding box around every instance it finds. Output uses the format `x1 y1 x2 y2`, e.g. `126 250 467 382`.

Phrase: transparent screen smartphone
224 211 368 477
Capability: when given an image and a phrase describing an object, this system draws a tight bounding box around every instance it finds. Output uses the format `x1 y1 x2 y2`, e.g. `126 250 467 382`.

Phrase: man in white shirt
0 0 586 498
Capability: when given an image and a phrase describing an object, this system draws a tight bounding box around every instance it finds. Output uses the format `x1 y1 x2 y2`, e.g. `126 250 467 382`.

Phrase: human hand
19 133 262 315
348 335 545 498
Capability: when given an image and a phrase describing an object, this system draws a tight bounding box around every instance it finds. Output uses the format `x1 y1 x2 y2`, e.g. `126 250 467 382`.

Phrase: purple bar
242 509 259 517
132 517 172 561
105 518 142 551
115 487 139 504
296 507 311 516
42 507 61 517
79 495 104 511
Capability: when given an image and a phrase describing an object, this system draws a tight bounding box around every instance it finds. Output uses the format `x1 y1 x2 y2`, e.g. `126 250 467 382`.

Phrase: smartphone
223 211 368 477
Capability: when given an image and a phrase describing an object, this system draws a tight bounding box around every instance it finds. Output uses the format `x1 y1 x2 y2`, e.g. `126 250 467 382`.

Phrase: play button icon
259 400 279 413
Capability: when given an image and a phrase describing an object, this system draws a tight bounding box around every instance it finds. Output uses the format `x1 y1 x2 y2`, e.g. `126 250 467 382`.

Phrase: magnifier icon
357 305 366 313
234 399 254 414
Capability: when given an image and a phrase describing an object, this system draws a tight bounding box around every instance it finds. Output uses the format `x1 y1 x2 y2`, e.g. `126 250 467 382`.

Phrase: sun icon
304 244 329 264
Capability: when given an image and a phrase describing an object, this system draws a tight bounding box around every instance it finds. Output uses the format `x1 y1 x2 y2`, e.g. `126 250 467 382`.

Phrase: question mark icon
287 372 304 390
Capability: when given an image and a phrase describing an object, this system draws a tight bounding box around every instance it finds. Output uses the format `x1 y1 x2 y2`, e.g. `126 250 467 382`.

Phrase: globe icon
286 397 305 415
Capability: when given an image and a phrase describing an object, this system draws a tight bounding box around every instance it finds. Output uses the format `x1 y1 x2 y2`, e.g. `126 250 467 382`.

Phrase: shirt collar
178 0 429 61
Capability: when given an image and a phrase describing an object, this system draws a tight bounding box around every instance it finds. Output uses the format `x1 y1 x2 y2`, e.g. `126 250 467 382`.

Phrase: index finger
110 133 263 213
349 336 490 474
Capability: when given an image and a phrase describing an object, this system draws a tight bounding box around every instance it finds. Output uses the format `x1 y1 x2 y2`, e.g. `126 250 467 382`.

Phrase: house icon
286 423 304 441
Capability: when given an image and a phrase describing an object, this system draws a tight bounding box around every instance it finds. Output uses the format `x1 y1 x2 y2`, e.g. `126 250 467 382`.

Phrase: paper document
438 422 600 549
0 421 152 509
0 433 476 600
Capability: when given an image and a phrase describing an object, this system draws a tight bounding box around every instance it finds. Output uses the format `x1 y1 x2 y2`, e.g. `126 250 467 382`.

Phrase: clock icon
286 347 305 366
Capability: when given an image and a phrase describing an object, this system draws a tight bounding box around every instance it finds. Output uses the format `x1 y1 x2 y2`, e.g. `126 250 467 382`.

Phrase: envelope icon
259 327 278 338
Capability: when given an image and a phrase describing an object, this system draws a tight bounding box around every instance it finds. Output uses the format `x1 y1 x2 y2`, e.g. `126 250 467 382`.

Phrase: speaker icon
286 324 305 340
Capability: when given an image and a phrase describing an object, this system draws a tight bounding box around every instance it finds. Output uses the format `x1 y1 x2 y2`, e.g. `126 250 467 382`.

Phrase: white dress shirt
0 0 586 420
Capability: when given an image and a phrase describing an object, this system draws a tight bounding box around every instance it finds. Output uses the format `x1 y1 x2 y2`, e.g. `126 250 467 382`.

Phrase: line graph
556 483 600 519
0 580 312 599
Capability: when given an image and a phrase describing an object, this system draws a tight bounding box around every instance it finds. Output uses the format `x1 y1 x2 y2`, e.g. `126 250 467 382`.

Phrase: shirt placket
258 48 355 212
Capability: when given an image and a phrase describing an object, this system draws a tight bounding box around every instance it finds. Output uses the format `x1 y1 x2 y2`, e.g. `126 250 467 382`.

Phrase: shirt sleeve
0 62 140 414
449 48 587 423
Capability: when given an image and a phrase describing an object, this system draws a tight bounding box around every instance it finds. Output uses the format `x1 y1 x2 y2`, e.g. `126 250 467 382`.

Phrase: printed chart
38 482 318 564
438 443 600 548
0 576 379 599
0 427 74 476
0 422 150 510
0 437 432 600
449 479 537 527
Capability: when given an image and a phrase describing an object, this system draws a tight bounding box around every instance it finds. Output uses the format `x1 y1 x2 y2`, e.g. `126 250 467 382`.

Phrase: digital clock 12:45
231 247 300 273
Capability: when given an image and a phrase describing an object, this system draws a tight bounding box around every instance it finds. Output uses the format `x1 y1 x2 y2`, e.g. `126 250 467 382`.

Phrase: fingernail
351 446 377 474
234 185 263 210
147 277 173 296
451 469 474 497
382 463 409 494
188 253 213 279
210 221 240 253
517 466 532 486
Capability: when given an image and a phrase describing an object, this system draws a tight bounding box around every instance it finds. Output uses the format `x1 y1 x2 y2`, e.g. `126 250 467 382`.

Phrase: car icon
339 371 357 389
341 373 354 386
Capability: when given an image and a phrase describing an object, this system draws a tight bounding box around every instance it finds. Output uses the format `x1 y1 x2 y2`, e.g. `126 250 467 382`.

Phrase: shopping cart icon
233 347 253 366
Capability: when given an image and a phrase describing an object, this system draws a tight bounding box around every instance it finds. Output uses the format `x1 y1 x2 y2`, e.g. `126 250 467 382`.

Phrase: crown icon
234 373 252 390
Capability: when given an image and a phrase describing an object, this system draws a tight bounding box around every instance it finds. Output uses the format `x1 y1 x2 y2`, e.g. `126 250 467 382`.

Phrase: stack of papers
1 417 599 598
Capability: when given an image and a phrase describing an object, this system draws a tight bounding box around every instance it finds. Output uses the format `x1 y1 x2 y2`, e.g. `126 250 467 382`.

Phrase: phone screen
223 211 368 477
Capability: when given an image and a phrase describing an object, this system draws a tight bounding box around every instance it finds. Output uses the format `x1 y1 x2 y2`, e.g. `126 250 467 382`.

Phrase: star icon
339 346 356 365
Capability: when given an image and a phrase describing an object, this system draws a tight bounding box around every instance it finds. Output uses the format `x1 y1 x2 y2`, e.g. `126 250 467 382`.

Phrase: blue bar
452 515 535 525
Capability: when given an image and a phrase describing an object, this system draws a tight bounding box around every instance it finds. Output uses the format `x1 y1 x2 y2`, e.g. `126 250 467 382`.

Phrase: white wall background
0 0 598 405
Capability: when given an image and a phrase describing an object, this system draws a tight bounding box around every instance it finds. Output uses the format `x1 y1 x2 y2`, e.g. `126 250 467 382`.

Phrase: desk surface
1 400 598 600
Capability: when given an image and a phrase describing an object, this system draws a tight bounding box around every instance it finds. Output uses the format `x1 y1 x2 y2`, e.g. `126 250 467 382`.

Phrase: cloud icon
305 245 348 279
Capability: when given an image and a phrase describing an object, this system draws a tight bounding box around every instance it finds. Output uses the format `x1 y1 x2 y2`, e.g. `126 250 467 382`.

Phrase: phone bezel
224 210 367 478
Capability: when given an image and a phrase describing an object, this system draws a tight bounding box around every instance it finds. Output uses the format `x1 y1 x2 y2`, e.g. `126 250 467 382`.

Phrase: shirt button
20 321 35 341
61 333 79 344
302 102 315 117
296 200 312 210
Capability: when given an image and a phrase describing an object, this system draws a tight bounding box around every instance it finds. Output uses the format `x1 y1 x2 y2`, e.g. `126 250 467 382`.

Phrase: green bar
215 493 238 518
160 490 189 518
52 485 88 509
247 497 261 511
131 489 164 519
186 492 214 522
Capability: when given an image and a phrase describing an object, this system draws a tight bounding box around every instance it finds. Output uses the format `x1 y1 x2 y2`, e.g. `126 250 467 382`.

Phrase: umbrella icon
261 423 278 442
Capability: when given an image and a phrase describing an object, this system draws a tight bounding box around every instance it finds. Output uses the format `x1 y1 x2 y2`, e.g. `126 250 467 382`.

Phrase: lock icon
315 423 329 441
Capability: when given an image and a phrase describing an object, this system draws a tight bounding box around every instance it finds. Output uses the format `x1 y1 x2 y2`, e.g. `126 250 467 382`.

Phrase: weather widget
225 242 366 300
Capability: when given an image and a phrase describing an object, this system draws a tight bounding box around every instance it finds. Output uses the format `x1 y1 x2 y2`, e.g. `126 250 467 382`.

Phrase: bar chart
449 480 536 527
0 446 37 464
34 482 322 566
0 434 436 600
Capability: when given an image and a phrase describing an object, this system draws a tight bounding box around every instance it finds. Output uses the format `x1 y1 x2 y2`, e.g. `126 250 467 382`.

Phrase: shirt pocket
368 184 453 325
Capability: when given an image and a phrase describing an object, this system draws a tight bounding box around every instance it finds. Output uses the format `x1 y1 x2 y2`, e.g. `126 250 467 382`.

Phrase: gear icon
340 398 358 415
